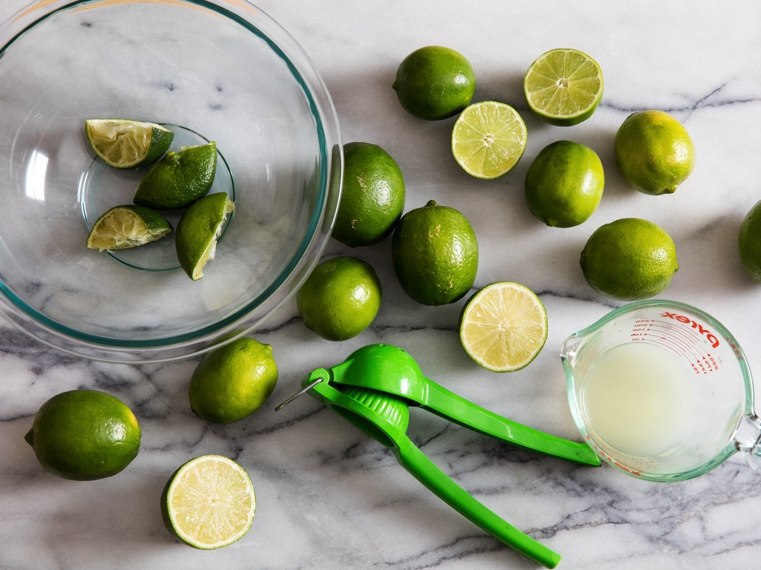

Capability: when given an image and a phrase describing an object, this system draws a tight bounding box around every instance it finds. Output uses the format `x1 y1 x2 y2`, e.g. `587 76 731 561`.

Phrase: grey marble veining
3 1 761 569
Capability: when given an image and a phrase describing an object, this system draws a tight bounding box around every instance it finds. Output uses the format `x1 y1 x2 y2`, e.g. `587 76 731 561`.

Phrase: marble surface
2 1 761 568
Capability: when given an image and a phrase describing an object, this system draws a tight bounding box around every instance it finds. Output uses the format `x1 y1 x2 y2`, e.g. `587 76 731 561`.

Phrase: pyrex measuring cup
562 299 759 482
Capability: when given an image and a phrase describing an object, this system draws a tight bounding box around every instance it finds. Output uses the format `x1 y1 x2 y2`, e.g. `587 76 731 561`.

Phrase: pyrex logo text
662 312 720 348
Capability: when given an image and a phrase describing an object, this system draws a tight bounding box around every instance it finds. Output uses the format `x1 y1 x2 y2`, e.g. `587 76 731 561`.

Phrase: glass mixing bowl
0 0 342 362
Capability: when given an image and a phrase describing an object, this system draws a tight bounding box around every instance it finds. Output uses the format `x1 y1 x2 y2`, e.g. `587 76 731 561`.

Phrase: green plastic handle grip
306 373 562 568
327 343 600 466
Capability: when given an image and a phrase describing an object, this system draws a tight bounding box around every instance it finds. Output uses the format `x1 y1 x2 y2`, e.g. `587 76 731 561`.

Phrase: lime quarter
459 282 548 372
134 141 218 209
86 205 173 251
451 101 527 179
161 455 256 550
85 119 174 169
524 48 604 126
175 192 235 280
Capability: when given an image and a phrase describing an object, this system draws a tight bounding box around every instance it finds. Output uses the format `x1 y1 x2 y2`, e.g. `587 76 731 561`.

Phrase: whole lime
332 142 405 247
739 200 761 281
393 46 476 120
524 140 605 227
189 337 278 424
297 256 382 341
392 200 478 305
614 110 695 195
580 218 679 300
25 389 141 480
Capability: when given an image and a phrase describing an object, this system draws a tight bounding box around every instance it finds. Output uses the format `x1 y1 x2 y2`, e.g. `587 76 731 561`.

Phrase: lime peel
459 282 548 372
85 119 173 169
86 205 173 251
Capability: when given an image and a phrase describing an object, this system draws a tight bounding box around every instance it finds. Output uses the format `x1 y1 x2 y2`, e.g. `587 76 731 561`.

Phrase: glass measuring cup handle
734 414 761 469
423 380 601 466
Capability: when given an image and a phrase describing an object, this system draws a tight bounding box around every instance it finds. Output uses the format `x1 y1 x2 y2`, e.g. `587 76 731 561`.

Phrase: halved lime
451 101 527 180
459 281 548 372
524 48 604 126
84 119 173 169
175 192 235 280
134 141 217 209
161 455 255 550
86 205 173 251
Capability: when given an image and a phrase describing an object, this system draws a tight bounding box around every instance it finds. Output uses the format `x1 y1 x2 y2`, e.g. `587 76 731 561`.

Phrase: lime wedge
86 205 173 251
175 192 235 280
524 48 604 126
134 142 217 209
451 101 527 179
459 281 548 372
84 119 173 169
161 455 255 550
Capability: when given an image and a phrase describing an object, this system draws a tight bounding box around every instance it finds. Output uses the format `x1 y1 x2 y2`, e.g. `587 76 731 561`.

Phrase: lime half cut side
451 101 528 180
161 455 256 550
85 119 174 169
175 192 235 280
524 48 604 126
459 281 548 372
86 205 173 251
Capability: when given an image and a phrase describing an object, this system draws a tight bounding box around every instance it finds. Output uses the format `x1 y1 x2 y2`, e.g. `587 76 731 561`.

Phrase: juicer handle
394 435 561 569
423 380 600 466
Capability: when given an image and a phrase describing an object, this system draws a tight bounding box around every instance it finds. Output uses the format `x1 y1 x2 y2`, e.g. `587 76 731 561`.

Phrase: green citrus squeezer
277 343 599 568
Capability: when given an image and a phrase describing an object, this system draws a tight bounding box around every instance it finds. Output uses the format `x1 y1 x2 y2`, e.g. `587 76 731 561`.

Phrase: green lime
333 142 405 247
393 45 476 120
85 119 173 169
134 141 217 209
392 200 478 305
24 389 141 481
459 282 548 372
189 338 278 424
524 140 605 227
524 48 604 126
86 204 173 251
580 218 679 300
614 110 695 195
296 256 382 341
739 200 761 281
175 192 235 280
451 101 527 180
161 454 255 550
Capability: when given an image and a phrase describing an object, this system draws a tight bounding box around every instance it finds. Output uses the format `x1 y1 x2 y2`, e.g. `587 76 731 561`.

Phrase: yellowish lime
134 141 217 209
175 192 235 280
459 282 548 372
25 389 141 481
524 48 604 126
85 119 173 169
614 110 695 195
161 455 255 550
296 256 382 341
451 101 527 179
86 205 173 251
189 338 278 424
580 217 679 300
393 45 476 120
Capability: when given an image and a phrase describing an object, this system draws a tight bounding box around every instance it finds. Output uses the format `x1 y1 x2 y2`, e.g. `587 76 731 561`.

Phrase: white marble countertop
3 1 761 568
